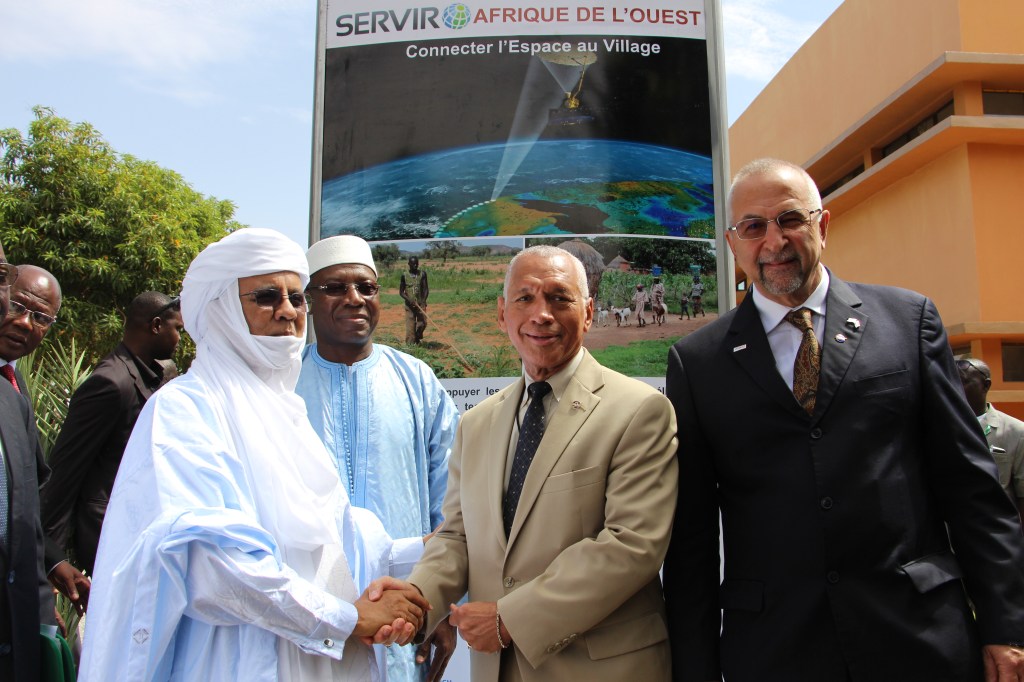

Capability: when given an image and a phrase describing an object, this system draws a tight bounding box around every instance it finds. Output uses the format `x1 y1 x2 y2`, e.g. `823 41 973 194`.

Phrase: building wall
729 0 966 167
728 0 1024 416
967 144 1024 321
822 145 980 323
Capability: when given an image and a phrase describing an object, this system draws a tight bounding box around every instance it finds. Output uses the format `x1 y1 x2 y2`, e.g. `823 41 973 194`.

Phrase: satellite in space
540 50 598 127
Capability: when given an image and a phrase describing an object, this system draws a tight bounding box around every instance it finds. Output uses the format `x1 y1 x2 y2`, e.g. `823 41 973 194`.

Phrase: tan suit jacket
409 351 677 681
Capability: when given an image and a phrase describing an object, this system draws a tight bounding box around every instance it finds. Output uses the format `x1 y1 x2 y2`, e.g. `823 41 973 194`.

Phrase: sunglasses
7 299 57 329
239 288 310 309
307 281 380 298
155 296 181 317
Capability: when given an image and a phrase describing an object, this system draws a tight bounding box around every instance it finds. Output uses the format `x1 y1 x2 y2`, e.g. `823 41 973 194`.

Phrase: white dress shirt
751 266 830 391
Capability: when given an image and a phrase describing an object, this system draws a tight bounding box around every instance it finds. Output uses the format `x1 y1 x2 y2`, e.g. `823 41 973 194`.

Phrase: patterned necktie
0 365 20 394
503 381 552 536
785 307 820 415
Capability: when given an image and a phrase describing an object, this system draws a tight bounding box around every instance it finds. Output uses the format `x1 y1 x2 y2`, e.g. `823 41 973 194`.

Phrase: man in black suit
0 265 94 618
665 158 1024 681
40 291 183 583
0 249 54 681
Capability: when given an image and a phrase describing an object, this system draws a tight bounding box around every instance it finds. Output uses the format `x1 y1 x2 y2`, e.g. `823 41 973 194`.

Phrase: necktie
785 307 820 415
503 381 552 536
0 364 20 394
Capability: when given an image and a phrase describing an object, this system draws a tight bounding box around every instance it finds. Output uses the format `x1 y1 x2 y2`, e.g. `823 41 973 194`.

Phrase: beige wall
822 145 980 323
958 0 1024 53
730 0 968 168
967 144 1024 321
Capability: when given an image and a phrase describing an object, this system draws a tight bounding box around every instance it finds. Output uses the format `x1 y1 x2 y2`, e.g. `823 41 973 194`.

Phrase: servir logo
442 3 471 29
335 4 471 37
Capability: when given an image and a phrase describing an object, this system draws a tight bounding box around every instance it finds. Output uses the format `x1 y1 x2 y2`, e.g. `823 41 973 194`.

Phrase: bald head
728 158 822 224
123 291 184 363
957 357 992 416
0 264 62 362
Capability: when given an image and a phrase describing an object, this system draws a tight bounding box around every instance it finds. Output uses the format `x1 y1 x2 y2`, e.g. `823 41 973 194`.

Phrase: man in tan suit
408 245 678 681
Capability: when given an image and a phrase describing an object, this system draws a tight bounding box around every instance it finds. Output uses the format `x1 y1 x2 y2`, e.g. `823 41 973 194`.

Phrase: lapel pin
733 344 747 353
834 333 847 343
571 400 585 411
845 318 861 330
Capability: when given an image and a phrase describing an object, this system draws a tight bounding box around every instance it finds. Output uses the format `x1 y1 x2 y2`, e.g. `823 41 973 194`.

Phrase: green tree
426 240 461 264
0 107 239 362
372 243 401 271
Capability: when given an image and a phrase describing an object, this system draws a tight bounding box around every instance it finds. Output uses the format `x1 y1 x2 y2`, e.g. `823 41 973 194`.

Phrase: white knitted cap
306 235 377 276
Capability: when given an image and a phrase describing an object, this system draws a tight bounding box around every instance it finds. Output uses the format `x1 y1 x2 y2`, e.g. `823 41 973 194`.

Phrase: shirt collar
751 265 830 332
523 347 586 404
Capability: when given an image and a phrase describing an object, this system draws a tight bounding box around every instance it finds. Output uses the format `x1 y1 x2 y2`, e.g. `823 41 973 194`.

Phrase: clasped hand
355 576 431 646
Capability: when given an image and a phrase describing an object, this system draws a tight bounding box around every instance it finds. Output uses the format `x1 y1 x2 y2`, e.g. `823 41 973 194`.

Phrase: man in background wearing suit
409 245 678 681
0 249 53 680
0 264 62 396
665 158 1024 681
0 265 91 617
957 357 1024 526
40 291 183 585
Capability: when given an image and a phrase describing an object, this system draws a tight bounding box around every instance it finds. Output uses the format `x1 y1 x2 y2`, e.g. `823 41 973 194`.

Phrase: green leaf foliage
19 337 92 458
0 107 240 363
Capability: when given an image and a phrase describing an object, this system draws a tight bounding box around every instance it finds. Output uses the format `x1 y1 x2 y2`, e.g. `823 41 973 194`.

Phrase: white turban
306 235 377 277
182 228 309 344
180 228 341 551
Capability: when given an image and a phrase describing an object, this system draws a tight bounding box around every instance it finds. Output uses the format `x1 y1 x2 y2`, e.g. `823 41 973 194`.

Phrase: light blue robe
296 344 458 681
79 372 423 681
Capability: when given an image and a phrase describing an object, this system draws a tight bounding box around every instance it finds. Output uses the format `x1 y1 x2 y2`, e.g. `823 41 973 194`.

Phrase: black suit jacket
0 379 52 681
665 275 1024 682
40 343 161 574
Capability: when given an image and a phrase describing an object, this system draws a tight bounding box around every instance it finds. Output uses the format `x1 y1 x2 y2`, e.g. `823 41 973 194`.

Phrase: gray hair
503 245 590 301
727 158 822 222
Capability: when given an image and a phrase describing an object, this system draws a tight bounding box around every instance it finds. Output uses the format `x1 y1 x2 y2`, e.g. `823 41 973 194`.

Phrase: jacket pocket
719 579 764 612
900 550 963 593
855 368 909 396
539 465 606 495
584 611 668 660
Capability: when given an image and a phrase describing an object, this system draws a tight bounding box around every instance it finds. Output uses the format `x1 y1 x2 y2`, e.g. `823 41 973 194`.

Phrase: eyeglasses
7 300 57 329
956 358 989 382
239 288 310 309
0 262 19 287
308 281 380 298
727 208 823 241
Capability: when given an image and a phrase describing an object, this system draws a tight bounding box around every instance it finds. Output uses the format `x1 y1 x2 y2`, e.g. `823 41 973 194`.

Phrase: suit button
6 571 13 584
810 428 823 440
827 571 840 584
820 497 833 510
0 643 10 656
503 577 515 588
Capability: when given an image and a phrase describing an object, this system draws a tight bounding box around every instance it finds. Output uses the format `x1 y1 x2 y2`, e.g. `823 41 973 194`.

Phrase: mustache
758 247 798 265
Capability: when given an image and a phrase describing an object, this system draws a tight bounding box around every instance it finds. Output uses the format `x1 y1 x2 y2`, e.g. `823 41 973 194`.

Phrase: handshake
353 576 430 646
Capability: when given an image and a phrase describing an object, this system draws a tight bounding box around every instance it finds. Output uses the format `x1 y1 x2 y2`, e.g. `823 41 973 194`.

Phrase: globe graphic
442 3 471 29
320 139 714 240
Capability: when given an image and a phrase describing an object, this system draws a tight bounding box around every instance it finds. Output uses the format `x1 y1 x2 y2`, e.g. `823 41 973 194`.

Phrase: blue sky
0 0 842 249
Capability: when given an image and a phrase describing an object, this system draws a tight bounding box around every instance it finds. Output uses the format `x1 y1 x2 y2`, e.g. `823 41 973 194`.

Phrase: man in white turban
80 228 430 681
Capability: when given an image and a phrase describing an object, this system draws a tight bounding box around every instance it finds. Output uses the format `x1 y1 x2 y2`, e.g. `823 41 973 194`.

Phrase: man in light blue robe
297 235 460 682
80 229 431 682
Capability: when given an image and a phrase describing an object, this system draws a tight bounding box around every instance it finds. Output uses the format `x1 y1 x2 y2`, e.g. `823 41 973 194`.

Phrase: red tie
1 365 21 394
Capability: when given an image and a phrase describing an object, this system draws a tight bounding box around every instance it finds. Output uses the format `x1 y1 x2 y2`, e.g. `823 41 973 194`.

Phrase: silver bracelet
496 611 508 649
